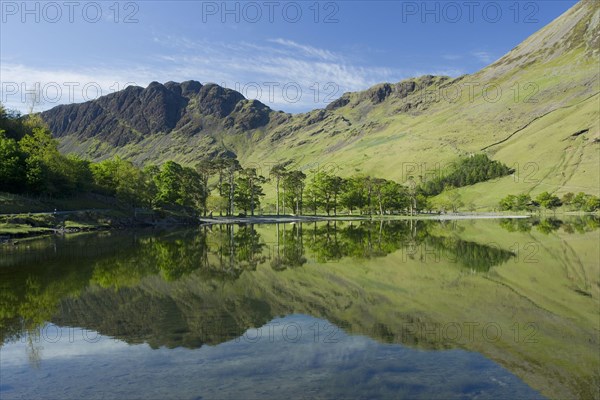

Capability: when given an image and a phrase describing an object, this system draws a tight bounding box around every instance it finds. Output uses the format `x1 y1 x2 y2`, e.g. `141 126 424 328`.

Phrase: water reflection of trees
301 220 514 271
271 223 306 271
3 217 598 348
210 225 266 278
499 216 600 234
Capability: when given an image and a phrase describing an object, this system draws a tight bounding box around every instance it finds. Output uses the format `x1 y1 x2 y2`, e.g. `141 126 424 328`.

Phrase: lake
0 217 598 399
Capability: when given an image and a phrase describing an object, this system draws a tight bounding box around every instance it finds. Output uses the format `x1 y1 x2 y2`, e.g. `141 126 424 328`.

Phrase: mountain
40 0 600 208
42 80 290 159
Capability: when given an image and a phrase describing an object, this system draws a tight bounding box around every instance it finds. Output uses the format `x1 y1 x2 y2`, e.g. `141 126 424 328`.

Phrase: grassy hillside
47 0 599 210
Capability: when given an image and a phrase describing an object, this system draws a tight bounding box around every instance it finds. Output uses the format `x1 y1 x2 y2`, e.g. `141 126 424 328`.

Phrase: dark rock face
41 81 272 146
395 81 417 99
368 84 393 104
224 100 271 130
326 94 351 110
197 84 245 117
303 109 329 126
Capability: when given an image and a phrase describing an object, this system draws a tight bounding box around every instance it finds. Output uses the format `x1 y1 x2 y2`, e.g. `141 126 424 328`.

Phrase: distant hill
41 0 600 208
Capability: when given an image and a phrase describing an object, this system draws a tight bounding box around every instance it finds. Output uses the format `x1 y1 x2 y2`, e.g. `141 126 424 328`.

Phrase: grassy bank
0 207 198 240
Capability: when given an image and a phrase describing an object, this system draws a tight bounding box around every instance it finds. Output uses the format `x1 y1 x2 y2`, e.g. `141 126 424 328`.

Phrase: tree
0 130 25 192
421 154 513 196
154 161 185 206
583 196 600 212
327 175 345 216
499 195 517 211
224 158 242 215
381 180 410 213
416 193 432 213
65 155 93 193
91 158 119 195
180 167 207 212
195 159 217 215
270 163 289 215
235 168 266 215
207 195 228 215
283 170 306 215
561 192 575 207
303 170 346 216
499 193 532 212
446 189 464 213
515 194 532 211
568 192 600 212
536 192 561 213
340 176 368 215
307 171 330 215
370 178 388 215
305 170 322 216
18 122 61 194
92 157 154 207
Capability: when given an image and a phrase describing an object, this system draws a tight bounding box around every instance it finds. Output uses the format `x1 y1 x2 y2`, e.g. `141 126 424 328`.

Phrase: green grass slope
53 0 600 209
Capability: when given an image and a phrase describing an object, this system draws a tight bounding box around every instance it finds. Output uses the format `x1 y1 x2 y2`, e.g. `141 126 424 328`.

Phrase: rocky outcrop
41 81 274 147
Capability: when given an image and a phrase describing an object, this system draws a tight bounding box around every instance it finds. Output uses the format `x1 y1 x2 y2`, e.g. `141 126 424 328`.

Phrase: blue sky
0 0 579 113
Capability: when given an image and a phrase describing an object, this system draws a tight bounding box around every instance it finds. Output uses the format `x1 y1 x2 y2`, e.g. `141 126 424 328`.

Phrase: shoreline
198 213 532 225
4 211 597 242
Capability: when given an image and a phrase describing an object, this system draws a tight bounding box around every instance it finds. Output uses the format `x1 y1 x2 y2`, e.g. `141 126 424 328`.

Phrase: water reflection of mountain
6 221 515 348
1 218 598 399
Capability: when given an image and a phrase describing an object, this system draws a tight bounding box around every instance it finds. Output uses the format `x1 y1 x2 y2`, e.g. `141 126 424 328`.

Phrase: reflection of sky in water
1 315 544 400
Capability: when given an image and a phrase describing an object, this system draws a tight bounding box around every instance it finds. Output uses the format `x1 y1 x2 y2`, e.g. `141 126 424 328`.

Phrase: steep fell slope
40 0 600 207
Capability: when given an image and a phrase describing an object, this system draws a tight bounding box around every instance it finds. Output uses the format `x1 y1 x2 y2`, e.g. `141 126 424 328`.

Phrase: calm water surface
0 218 598 399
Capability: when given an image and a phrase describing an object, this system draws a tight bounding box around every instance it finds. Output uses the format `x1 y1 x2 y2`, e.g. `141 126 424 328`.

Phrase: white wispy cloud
0 63 155 112
1 37 465 113
268 38 339 61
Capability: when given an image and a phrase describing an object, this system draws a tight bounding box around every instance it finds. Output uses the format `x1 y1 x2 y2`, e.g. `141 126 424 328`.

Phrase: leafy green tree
571 192 600 212
583 196 600 212
270 163 289 215
180 167 207 212
0 103 95 197
235 168 266 215
381 180 410 213
572 192 588 210
282 170 306 215
322 174 345 216
499 195 517 211
515 194 532 211
340 176 368 215
421 154 513 196
92 157 154 207
306 171 331 215
154 161 185 206
206 195 228 215
416 193 432 213
224 158 242 215
370 178 388 215
150 161 205 210
536 192 561 212
195 159 217 215
561 192 575 207
91 158 119 195
65 155 93 192
0 130 25 192
211 158 229 205
446 189 464 213
18 120 76 195
499 193 532 211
